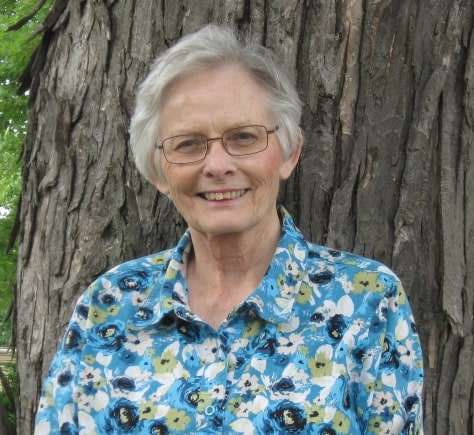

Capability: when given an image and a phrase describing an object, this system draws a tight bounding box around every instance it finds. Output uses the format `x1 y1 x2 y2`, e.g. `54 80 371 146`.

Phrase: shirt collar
129 206 308 327
243 206 308 324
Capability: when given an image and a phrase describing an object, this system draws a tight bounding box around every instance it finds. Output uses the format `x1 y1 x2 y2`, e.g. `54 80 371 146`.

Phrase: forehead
158 64 271 135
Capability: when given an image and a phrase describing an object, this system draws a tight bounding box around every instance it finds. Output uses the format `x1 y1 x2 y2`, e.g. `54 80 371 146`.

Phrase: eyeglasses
157 124 279 164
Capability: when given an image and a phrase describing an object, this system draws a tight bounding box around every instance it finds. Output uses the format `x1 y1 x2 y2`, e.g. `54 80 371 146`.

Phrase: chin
190 218 252 237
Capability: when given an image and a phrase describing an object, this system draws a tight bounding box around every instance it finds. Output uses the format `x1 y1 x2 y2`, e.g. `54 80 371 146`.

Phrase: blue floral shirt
35 207 423 434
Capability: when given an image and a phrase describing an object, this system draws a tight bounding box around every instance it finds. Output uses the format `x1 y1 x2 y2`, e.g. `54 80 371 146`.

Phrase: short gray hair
129 25 303 183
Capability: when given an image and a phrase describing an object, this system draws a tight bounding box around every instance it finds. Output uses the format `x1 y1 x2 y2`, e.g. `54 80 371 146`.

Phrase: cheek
258 151 285 182
251 158 283 199
161 167 195 200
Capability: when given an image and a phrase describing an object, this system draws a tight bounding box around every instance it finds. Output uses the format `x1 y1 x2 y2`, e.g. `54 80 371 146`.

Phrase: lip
199 189 248 201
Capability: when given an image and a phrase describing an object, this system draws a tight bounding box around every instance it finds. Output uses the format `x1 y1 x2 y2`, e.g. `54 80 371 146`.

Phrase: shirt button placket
199 328 228 432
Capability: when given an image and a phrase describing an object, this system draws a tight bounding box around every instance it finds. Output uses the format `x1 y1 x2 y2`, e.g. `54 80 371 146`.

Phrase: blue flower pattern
35 207 423 434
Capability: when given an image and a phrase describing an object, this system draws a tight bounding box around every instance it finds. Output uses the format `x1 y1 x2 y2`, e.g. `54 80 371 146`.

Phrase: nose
202 138 236 176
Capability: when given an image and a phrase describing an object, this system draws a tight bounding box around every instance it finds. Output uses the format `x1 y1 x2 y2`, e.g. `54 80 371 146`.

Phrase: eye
171 136 205 153
226 127 259 145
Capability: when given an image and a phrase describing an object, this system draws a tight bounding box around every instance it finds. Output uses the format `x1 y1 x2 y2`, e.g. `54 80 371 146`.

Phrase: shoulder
99 249 173 288
279 207 402 294
303 241 403 299
307 241 397 275
75 248 174 320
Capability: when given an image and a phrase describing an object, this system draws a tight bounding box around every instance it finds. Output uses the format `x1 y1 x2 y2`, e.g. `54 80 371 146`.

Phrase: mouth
200 189 247 201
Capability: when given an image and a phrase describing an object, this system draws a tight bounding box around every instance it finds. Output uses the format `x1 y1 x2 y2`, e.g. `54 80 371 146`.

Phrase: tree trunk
16 1 473 434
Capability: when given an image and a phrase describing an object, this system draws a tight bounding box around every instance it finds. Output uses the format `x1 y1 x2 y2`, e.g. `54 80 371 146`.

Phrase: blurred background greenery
1 2 52 428
0 0 51 349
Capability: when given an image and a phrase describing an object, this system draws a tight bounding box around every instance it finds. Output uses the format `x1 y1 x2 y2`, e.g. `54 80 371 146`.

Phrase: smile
201 189 247 201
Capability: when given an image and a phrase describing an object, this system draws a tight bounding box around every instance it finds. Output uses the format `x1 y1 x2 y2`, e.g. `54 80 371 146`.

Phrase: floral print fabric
35 207 423 434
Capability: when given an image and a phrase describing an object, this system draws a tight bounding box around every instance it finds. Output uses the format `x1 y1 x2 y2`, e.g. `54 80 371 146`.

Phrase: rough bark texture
16 1 473 434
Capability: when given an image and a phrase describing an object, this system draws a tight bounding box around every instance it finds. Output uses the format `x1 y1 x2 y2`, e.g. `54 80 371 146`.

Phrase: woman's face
153 64 300 239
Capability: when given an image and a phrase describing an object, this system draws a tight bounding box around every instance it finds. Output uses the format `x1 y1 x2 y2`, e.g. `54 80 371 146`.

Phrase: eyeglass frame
156 124 280 164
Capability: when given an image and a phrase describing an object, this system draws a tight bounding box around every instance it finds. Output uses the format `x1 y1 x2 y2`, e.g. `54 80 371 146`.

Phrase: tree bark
16 1 474 434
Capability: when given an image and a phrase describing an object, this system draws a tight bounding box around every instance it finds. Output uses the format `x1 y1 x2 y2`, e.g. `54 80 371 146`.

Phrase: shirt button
204 405 215 416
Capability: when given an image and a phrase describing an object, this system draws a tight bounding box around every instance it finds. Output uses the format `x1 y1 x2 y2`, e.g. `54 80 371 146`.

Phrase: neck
186 212 281 327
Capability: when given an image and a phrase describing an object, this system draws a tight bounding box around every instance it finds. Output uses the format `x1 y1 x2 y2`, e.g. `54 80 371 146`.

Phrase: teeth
203 190 246 201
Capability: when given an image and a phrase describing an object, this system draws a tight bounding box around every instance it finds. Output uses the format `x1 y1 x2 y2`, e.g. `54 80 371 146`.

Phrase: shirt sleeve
357 279 424 434
34 289 91 434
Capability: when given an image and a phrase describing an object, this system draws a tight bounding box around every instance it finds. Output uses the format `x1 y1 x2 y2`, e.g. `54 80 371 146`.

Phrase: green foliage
0 3 52 429
0 0 41 134
0 1 52 431
0 362 17 428
0 1 52 348
0 131 18 347
0 212 15 347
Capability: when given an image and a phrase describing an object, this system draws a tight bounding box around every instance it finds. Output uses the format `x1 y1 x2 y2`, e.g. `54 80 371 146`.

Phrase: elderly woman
35 26 423 434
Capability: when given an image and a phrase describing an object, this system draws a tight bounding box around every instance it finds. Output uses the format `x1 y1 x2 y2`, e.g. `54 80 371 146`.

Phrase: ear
279 129 303 180
149 150 171 195
151 176 170 196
